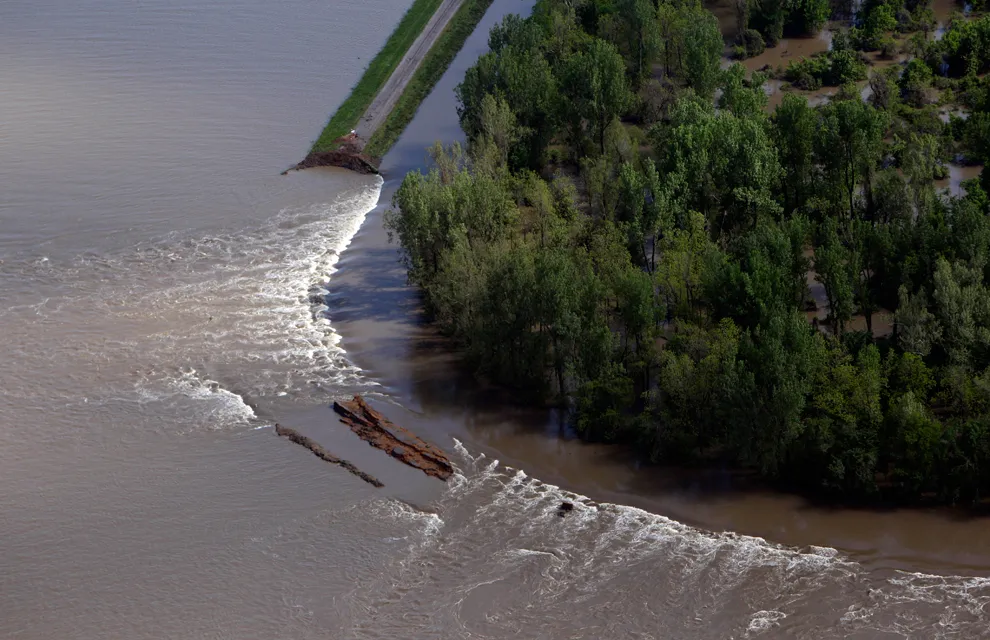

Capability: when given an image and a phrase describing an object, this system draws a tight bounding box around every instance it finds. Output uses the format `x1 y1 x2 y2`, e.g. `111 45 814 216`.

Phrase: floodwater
2 0 989 639
937 163 983 196
717 0 965 110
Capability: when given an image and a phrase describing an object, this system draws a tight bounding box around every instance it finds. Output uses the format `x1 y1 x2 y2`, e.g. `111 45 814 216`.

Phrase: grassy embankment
311 0 443 153
363 0 496 158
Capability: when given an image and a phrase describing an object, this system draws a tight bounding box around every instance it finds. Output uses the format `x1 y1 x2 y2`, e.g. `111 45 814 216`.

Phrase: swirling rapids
0 179 382 439
331 442 990 639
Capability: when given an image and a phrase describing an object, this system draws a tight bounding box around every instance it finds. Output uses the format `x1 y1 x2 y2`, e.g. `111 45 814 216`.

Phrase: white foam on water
864 570 990 634
131 367 259 432
167 368 258 424
448 442 855 575
746 610 787 635
346 441 990 639
5 177 385 434
367 498 445 549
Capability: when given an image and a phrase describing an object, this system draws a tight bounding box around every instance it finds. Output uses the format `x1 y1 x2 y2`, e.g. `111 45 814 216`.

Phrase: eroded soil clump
274 423 384 487
283 133 380 175
333 395 454 481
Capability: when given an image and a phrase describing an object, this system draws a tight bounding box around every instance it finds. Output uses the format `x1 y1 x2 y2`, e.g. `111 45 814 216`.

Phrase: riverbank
361 0 495 157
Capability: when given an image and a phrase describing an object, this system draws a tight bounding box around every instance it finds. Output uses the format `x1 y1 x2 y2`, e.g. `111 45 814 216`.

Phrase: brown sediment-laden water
714 0 969 110
2 0 989 638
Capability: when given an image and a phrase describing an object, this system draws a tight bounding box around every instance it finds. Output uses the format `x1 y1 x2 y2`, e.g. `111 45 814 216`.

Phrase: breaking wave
334 440 990 639
0 177 384 433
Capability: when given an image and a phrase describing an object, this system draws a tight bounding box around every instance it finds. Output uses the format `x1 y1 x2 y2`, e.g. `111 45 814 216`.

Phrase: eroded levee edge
275 423 385 487
334 395 454 481
281 133 380 175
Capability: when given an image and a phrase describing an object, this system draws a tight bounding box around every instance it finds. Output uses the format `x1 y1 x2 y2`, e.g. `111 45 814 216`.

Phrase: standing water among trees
385 0 990 503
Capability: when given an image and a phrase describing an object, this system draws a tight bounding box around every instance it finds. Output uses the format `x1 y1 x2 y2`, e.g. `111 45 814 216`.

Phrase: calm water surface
2 0 989 638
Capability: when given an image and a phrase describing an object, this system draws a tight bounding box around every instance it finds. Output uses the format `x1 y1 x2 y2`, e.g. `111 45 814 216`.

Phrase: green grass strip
311 0 444 153
363 0 495 159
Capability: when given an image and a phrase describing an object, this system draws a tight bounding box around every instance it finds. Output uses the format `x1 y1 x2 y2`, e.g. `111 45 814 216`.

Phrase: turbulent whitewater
327 441 990 639
0 181 383 437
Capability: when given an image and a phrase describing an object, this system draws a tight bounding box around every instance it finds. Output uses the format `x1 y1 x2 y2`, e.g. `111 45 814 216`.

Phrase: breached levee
295 0 491 173
274 423 385 487
334 394 454 481
282 133 380 175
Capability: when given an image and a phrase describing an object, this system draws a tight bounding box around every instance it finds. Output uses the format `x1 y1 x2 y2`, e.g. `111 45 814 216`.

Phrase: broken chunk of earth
333 395 454 481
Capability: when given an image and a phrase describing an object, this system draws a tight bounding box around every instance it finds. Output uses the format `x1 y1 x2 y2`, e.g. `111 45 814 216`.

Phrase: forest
385 0 990 503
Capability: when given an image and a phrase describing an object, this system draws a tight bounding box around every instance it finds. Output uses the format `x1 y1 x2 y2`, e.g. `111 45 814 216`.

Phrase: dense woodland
385 0 990 503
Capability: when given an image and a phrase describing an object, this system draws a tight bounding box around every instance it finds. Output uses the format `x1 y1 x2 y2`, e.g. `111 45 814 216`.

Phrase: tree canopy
388 0 990 504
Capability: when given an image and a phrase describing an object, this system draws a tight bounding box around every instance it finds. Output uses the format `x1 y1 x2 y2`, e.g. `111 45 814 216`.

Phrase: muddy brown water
2 0 989 638
715 0 967 111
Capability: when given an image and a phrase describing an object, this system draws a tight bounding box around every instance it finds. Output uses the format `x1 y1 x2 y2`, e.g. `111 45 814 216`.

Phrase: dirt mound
333 395 454 481
282 134 380 175
274 423 384 487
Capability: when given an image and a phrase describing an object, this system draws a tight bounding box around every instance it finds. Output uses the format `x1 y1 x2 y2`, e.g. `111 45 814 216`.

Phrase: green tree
611 0 661 85
720 64 770 118
576 362 636 441
734 310 825 475
648 319 747 460
815 99 889 219
750 0 788 45
562 39 631 154
801 343 883 493
850 219 881 335
385 146 516 288
708 218 810 328
900 58 935 106
932 258 990 366
886 391 943 493
535 3 587 65
773 94 817 214
886 351 935 400
655 95 781 236
387 0 990 505
867 67 900 111
895 285 942 357
815 221 856 335
682 7 724 100
788 0 830 35
456 41 559 167
655 211 715 320
861 2 898 50
477 93 522 168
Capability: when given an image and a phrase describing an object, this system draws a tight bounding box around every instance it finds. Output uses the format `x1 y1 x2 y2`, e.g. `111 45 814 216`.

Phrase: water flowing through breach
0 178 383 443
334 442 990 639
